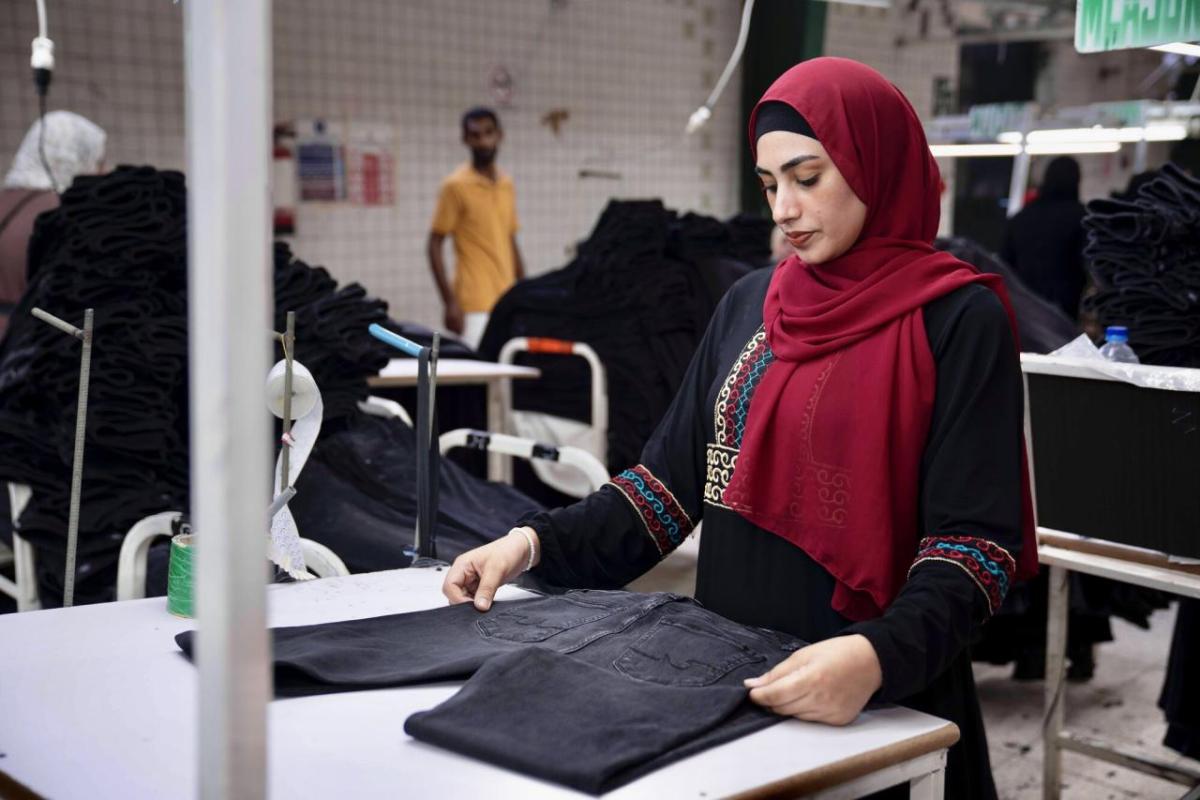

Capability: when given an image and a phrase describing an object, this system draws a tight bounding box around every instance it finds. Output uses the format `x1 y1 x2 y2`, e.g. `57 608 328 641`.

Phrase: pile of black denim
0 166 529 606
292 412 541 573
1076 163 1200 757
478 200 771 475
1082 162 1200 367
0 167 193 605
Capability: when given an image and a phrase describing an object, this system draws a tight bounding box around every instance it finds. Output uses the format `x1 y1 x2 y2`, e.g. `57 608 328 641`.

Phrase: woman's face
755 131 867 265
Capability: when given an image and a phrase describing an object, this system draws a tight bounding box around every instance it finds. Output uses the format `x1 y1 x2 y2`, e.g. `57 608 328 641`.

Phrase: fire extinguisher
273 123 297 236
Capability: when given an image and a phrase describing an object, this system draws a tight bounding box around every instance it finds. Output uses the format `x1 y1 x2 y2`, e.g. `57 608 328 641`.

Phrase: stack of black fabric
1075 163 1200 759
478 200 771 475
1082 163 1200 367
292 413 539 572
0 168 192 602
0 166 535 606
272 243 394 418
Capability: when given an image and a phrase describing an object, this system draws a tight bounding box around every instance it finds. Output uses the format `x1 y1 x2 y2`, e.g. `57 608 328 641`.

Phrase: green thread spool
167 533 194 618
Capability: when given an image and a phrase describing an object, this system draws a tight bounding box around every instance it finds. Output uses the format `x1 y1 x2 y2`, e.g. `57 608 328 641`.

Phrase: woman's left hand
744 634 883 726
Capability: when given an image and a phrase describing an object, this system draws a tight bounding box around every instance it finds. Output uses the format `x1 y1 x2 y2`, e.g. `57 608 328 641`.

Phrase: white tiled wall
4 0 1180 319
1 0 743 329
823 3 961 121
0 0 186 174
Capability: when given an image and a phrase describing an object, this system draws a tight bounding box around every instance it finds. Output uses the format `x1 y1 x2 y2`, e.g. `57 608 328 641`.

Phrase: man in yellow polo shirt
427 107 525 348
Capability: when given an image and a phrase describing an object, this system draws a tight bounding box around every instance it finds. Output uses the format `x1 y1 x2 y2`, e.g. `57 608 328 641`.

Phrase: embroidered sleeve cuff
908 535 1016 615
609 465 695 556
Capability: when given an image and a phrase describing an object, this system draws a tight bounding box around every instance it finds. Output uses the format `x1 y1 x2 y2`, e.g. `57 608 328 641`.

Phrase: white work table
0 569 957 799
369 357 541 387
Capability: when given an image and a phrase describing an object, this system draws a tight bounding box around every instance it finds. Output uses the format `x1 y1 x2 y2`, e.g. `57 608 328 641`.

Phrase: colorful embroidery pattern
703 443 738 510
714 327 774 449
610 465 694 555
909 535 1017 614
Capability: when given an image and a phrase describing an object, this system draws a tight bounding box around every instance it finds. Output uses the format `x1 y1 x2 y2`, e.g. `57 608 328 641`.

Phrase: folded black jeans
176 590 807 793
406 647 761 794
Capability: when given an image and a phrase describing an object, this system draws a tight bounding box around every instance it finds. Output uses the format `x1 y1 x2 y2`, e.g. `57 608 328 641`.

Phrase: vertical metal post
1008 147 1032 218
1043 564 1069 800
1133 139 1149 175
281 310 295 488
1008 105 1035 219
62 308 93 608
1022 371 1040 525
185 1 272 799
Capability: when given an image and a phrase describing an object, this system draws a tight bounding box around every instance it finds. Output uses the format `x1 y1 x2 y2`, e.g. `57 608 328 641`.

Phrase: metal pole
1008 147 1032 218
281 310 295 488
1133 139 1149 175
1043 564 1069 800
62 308 92 607
185 1 272 798
30 306 93 608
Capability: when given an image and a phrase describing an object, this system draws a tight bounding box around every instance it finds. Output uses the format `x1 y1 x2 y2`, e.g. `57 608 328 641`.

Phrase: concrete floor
977 605 1199 800
632 533 1199 799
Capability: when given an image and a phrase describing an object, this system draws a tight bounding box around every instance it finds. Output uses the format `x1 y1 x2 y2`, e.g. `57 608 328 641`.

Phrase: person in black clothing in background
442 57 1037 799
1001 156 1088 319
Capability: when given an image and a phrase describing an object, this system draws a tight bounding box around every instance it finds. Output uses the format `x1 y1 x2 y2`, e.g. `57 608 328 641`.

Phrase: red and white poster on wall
344 122 396 207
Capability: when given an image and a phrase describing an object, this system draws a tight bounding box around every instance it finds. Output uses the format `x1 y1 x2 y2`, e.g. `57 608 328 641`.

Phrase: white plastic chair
0 483 39 611
439 428 610 493
358 394 412 426
498 337 608 497
115 510 350 601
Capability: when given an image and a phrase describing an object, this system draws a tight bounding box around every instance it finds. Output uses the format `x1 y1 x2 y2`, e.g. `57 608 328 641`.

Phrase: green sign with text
969 103 1034 139
1076 0 1200 52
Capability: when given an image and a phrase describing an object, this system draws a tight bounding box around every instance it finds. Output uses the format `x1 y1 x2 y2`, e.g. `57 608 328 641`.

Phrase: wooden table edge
723 721 960 800
1037 529 1200 577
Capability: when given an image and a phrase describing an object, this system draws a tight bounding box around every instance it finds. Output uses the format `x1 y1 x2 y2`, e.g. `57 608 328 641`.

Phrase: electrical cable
32 0 58 193
685 0 757 134
37 91 58 194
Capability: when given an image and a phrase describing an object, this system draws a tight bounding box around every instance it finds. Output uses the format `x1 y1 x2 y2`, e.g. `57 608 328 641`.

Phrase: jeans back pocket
477 593 625 644
613 617 766 687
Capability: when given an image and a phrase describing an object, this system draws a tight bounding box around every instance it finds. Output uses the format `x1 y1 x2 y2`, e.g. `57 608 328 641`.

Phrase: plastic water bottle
1099 325 1139 364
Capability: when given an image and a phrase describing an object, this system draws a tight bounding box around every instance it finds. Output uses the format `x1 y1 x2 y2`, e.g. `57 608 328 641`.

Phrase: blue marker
369 323 423 358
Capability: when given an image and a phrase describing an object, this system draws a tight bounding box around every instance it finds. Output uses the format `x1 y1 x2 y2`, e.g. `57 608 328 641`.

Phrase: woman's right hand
442 527 540 611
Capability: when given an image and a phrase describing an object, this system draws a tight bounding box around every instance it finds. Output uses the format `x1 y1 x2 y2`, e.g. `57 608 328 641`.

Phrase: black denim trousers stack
1083 162 1200 367
177 590 807 794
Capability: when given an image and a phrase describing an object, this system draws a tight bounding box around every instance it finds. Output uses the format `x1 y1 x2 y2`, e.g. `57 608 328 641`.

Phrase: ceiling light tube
1143 123 1188 141
1024 141 1121 155
1151 42 1200 57
1025 127 1143 143
929 143 1022 157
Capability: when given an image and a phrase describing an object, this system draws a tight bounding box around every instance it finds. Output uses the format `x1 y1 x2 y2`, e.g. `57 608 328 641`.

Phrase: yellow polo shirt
431 164 519 313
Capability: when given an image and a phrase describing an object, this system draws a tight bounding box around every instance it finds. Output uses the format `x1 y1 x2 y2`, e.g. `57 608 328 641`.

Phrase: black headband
754 101 818 144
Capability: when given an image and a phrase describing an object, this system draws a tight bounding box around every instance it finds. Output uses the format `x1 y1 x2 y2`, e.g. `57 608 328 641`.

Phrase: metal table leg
909 765 946 800
1043 564 1070 800
486 376 510 483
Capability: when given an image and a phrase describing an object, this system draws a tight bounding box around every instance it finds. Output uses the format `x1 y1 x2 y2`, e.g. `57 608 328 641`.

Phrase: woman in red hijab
445 58 1035 798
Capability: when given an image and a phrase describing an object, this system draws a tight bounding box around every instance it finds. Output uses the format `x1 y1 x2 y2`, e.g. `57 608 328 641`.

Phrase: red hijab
723 58 1037 621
